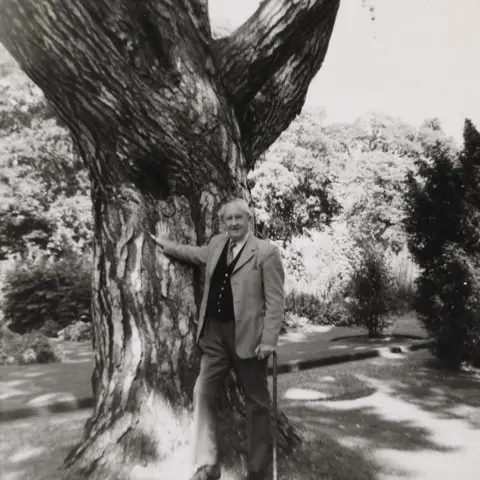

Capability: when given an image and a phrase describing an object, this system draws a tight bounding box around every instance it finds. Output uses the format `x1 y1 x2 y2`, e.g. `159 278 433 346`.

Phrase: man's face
223 203 250 241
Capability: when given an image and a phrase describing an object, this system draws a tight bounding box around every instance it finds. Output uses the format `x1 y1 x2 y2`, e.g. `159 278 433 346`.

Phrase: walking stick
272 350 278 480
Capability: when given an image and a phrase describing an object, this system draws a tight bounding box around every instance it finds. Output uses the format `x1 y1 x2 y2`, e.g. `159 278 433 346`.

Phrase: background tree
327 114 457 253
0 49 93 340
0 0 342 478
246 109 456 324
0 53 91 260
346 244 392 337
405 120 480 369
248 122 340 245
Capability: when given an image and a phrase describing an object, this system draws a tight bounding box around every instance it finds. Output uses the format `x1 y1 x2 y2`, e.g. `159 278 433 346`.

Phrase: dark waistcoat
206 240 246 322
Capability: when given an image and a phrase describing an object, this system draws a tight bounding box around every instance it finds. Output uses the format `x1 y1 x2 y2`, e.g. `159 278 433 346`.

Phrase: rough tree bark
0 0 340 478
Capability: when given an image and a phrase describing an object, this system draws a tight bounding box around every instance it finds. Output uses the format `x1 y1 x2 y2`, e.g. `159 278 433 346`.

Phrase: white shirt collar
230 232 249 252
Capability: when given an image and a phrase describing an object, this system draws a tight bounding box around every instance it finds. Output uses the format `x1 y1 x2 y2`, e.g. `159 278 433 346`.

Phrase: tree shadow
0 411 89 480
278 392 457 480
0 360 93 420
283 399 454 454
219 424 381 480
278 352 480 479
0 408 379 480
278 427 381 480
378 360 480 429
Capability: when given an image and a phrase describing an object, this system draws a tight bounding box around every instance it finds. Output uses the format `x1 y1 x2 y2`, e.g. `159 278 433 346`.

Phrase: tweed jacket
163 233 285 358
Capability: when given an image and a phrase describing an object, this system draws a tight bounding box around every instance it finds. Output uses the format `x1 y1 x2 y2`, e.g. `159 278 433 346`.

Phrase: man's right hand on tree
149 224 170 249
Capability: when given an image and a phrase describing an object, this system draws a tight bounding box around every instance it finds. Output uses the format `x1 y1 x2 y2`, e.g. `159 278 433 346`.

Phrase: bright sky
210 0 480 143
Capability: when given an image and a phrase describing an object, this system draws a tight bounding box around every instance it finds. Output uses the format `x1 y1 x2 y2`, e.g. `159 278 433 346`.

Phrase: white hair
218 197 252 220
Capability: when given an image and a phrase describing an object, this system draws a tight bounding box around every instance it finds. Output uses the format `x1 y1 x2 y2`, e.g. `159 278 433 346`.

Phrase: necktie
227 241 236 264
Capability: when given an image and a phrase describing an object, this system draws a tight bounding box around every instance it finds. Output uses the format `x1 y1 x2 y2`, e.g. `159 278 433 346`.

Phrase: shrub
0 325 61 364
274 240 306 288
405 120 480 368
346 245 392 337
285 289 353 326
58 320 92 342
38 318 63 337
320 294 353 326
414 245 480 368
404 143 467 268
2 252 91 334
281 313 310 333
385 247 418 313
285 290 324 323
289 223 363 302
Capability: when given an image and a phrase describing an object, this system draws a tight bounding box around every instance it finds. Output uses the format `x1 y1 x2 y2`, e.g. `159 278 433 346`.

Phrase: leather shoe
189 464 221 480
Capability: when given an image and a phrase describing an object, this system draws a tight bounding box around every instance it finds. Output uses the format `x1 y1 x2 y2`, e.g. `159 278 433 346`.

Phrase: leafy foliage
404 144 467 266
414 245 480 368
326 114 457 252
294 222 363 298
405 120 480 368
285 290 324 323
0 325 61 364
250 110 456 321
2 252 92 334
249 121 341 245
273 240 306 289
0 47 92 260
385 247 417 313
346 245 392 337
338 150 415 252
0 49 464 339
284 289 352 326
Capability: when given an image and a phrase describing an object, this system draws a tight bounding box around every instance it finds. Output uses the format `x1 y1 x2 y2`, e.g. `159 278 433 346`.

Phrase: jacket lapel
207 235 228 276
232 235 257 274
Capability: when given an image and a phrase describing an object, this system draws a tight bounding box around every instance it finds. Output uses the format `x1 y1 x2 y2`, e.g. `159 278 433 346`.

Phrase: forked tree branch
216 0 341 108
0 0 240 193
177 0 213 45
240 1 340 169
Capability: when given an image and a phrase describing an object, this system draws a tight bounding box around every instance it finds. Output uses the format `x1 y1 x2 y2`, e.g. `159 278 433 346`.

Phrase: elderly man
150 197 285 480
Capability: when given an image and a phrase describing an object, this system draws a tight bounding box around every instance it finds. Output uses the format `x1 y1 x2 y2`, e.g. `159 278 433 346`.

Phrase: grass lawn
278 351 480 480
2 350 480 479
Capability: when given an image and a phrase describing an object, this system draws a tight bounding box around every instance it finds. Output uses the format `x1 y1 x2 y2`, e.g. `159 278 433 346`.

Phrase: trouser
192 317 271 474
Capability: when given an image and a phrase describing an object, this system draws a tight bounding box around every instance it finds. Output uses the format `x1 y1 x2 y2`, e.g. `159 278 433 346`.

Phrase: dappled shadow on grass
274 426 379 480
0 410 380 480
218 423 380 480
377 361 480 429
283 396 454 456
279 351 480 479
0 360 93 417
3 351 480 479
0 411 89 480
274 366 377 404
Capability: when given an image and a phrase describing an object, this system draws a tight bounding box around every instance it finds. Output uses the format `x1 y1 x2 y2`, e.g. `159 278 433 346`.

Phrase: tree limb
216 0 340 108
0 0 242 195
181 0 212 43
239 0 341 169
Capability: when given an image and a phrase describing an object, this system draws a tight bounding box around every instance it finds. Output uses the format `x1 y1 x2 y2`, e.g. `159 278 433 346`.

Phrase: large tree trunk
0 0 340 478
